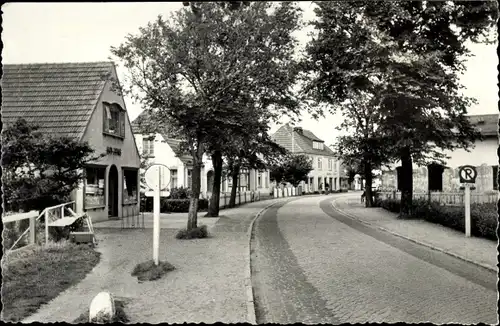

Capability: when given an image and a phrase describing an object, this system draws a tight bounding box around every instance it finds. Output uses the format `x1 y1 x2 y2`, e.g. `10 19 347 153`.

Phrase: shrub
175 225 209 240
377 198 497 240
169 187 192 199
141 197 209 213
131 260 175 282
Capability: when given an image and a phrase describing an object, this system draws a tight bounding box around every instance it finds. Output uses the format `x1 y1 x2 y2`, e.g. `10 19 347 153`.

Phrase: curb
245 200 283 325
331 199 497 273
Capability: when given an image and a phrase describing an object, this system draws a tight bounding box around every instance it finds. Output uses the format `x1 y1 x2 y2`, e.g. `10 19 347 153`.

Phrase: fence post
45 210 49 245
29 215 36 245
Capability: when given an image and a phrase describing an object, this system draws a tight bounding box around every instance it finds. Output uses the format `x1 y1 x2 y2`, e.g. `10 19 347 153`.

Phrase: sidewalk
22 198 287 324
332 195 497 272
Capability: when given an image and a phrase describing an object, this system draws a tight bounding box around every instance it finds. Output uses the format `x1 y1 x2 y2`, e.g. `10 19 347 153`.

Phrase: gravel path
253 194 497 324
22 199 286 324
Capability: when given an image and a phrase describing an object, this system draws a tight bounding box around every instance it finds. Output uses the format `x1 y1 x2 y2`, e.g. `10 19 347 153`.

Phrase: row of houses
2 61 347 223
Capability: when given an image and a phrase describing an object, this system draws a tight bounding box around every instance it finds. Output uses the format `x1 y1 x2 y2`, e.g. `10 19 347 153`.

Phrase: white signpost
144 164 171 265
459 165 477 238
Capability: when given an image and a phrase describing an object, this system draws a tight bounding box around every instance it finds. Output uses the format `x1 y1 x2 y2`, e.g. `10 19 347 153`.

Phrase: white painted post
153 166 161 265
29 215 36 245
464 184 471 237
45 210 49 245
61 205 64 220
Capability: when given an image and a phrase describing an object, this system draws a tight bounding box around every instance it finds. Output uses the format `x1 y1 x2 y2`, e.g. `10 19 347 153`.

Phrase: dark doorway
428 163 444 192
108 165 119 217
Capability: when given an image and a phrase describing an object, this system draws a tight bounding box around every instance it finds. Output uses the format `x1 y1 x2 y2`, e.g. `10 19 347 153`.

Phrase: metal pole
465 184 471 237
153 166 161 265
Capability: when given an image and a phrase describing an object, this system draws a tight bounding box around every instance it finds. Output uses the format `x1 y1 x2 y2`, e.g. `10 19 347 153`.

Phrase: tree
112 2 304 228
303 1 497 214
2 119 98 213
270 154 313 187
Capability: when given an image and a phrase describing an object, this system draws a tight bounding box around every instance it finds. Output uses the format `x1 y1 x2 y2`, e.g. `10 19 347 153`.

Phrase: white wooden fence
379 191 498 205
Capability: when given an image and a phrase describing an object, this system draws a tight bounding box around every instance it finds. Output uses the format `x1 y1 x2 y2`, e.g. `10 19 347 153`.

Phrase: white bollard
89 291 116 323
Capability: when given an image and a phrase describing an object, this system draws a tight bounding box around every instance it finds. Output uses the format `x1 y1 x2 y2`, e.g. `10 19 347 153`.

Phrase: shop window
493 166 498 191
103 102 125 138
171 170 178 189
123 169 139 204
85 166 106 208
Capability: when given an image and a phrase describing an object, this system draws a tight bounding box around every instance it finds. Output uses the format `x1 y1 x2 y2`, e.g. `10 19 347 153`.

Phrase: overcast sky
3 2 498 147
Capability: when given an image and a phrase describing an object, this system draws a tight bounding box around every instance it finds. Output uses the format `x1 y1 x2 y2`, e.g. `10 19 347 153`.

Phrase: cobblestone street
251 194 498 324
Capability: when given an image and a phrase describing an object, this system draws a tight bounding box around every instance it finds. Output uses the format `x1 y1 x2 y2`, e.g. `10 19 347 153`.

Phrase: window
142 136 155 157
123 169 139 204
318 157 322 170
493 166 498 191
313 141 324 150
103 103 125 138
328 159 333 171
171 170 178 189
85 166 106 208
258 173 262 188
264 172 268 188
187 169 192 189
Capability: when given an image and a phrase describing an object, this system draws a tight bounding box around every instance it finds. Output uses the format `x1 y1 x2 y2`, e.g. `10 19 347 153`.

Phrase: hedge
141 197 209 213
375 198 497 240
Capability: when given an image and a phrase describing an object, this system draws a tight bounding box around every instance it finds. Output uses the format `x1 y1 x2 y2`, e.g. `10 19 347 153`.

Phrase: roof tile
1 62 113 139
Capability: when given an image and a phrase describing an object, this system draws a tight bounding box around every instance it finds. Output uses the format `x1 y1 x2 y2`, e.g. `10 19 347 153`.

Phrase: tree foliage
2 119 98 213
303 0 497 212
112 2 303 223
270 154 313 187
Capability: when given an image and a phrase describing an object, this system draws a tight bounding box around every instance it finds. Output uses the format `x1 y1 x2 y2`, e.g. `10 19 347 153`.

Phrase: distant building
2 62 142 222
381 114 498 194
271 123 348 192
131 111 272 198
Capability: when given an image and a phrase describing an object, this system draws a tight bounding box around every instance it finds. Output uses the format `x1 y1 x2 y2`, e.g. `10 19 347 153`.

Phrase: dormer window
103 102 125 138
313 141 324 150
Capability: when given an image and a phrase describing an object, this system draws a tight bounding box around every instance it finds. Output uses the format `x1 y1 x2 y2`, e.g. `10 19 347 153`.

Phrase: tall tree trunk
205 150 223 217
229 165 240 208
364 162 373 207
400 146 413 217
187 144 204 230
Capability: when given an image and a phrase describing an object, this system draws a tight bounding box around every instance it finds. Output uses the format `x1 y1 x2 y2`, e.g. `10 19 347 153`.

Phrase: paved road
251 195 498 324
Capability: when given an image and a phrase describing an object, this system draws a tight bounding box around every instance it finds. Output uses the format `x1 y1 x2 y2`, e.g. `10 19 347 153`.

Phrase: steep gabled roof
271 123 337 157
467 114 497 137
2 62 114 139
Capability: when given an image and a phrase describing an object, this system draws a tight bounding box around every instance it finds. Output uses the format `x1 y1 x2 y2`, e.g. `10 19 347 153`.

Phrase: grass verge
73 298 129 323
1 241 101 322
131 260 175 282
175 225 209 240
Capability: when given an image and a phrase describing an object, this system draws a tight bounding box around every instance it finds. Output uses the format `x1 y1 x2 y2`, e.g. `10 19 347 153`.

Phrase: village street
251 193 498 324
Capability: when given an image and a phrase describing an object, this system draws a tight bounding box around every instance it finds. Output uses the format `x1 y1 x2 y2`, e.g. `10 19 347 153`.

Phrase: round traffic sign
459 165 477 183
144 164 171 190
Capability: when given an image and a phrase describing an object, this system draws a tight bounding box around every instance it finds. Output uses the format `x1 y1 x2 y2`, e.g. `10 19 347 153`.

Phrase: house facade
380 114 498 194
2 62 142 223
131 112 272 198
271 124 348 192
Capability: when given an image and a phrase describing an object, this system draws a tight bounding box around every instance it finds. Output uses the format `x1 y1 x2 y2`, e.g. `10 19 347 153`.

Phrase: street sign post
458 165 477 238
144 164 171 265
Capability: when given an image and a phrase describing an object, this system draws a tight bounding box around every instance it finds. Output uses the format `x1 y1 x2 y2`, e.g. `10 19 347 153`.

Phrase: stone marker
89 291 116 323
